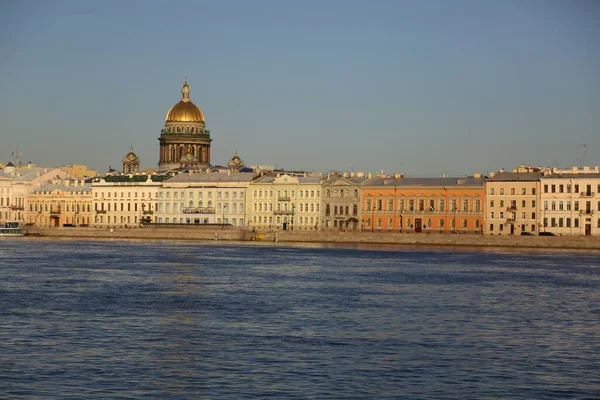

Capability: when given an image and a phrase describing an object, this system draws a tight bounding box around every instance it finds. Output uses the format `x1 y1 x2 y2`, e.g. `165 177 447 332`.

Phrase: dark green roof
99 175 171 183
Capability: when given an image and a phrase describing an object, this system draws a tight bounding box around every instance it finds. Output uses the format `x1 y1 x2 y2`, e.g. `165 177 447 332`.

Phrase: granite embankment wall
24 227 600 250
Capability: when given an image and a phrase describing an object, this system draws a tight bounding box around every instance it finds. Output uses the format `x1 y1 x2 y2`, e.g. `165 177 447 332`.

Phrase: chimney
350 172 355 177
357 172 364 177
343 172 348 177
368 173 372 179
474 173 482 178
394 173 401 179
489 172 495 178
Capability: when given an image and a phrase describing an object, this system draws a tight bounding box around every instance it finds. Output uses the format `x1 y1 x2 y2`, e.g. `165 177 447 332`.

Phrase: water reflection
1 239 599 399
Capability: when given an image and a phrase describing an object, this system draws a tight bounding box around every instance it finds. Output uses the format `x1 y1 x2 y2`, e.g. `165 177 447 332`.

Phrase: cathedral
158 80 212 169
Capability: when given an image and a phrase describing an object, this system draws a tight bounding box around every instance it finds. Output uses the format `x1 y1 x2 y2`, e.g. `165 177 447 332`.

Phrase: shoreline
22 227 600 251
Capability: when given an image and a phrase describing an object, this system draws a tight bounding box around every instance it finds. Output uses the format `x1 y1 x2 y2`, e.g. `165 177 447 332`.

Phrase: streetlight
400 211 403 233
371 205 375 232
453 206 457 234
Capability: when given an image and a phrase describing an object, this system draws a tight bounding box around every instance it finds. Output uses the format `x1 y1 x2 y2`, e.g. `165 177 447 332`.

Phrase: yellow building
27 179 93 227
249 174 323 230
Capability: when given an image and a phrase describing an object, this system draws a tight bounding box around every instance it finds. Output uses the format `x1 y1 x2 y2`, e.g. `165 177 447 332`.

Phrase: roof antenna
580 144 589 168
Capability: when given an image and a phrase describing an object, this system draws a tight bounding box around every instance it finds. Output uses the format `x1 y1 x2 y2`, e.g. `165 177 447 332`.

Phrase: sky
1 0 599 177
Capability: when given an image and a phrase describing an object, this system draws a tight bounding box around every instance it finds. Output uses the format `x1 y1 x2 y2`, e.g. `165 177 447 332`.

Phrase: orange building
361 175 486 233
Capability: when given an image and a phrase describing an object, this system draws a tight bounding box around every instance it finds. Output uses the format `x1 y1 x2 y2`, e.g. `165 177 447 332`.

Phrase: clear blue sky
1 0 598 176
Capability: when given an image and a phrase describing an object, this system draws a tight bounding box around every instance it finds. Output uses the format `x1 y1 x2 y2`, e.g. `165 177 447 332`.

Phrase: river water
1 238 599 399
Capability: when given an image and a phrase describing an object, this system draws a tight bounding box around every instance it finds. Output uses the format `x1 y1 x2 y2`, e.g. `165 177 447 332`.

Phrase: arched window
177 127 181 133
208 200 212 208
189 200 193 208
198 200 203 208
186 127 190 133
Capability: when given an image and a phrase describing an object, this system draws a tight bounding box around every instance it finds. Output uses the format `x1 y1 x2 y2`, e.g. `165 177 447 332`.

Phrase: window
574 218 579 228
551 185 556 193
462 219 468 228
475 220 480 229
511 188 515 195
522 188 526 195
462 199 468 211
490 200 495 208
521 200 526 208
551 201 556 211
544 184 548 193
500 200 504 208
500 188 504 195
574 201 579 211
500 212 504 219
521 212 526 219
388 199 394 210
490 224 494 231
490 188 495 195
559 185 564 193
532 200 536 208
490 212 494 218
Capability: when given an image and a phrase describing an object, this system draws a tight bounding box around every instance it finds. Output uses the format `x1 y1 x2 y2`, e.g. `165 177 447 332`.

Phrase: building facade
158 81 212 169
91 175 167 227
249 174 322 230
540 173 600 236
27 180 92 227
321 173 368 230
484 170 543 235
362 175 486 233
155 171 256 226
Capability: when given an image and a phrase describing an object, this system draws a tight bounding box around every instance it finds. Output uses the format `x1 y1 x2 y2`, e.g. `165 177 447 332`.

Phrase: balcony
278 196 291 201
580 192 595 198
505 218 516 224
10 205 25 211
274 210 294 215
182 207 215 214
96 210 107 214
506 206 518 212
580 210 595 216
143 210 154 215
50 209 61 215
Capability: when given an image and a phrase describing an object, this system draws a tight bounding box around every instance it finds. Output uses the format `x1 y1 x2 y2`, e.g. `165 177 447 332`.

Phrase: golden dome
166 80 205 122
166 102 205 122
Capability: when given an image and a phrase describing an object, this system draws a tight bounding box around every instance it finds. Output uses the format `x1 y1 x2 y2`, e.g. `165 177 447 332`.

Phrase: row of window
253 203 320 212
325 189 359 198
489 187 536 195
30 203 92 212
543 200 600 211
156 217 243 226
1 197 25 206
490 200 534 208
160 191 244 200
95 202 156 212
543 217 600 228
364 217 481 230
253 190 320 199
365 198 482 212
252 215 317 226
95 191 153 199
325 204 358 216
543 183 600 194
490 212 535 220
159 202 244 213
165 126 202 134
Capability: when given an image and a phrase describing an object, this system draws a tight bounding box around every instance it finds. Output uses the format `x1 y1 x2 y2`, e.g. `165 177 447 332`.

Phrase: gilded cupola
165 80 205 122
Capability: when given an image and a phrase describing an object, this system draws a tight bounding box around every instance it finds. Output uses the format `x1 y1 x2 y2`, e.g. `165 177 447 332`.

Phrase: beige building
321 173 369 230
1 163 78 223
27 179 92 227
484 169 543 235
155 171 257 226
249 174 323 230
91 175 168 227
540 170 600 236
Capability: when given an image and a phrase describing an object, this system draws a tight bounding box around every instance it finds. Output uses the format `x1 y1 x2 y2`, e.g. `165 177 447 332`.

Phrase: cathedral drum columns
158 80 212 169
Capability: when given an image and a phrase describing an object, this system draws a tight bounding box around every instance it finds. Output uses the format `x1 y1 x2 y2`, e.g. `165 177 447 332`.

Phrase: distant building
122 146 140 174
156 171 258 226
321 172 369 230
484 169 543 235
362 174 486 233
249 174 323 230
539 166 600 236
91 175 169 227
158 80 212 169
27 179 92 227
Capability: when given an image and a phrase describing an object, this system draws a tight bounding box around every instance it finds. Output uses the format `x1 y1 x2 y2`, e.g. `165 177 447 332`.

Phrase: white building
155 171 257 227
249 174 323 230
540 171 600 236
91 175 167 227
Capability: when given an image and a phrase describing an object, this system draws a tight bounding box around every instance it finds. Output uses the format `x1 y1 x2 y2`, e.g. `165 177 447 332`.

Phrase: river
1 238 599 399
